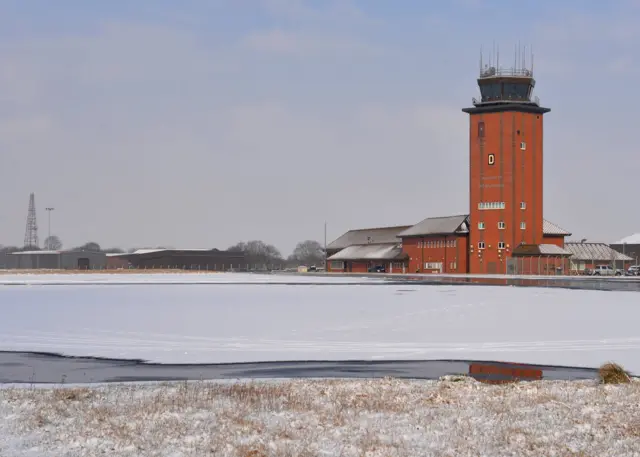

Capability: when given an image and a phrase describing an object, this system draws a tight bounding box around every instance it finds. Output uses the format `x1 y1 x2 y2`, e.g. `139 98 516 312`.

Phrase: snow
1 378 640 456
1 273 639 373
0 272 384 285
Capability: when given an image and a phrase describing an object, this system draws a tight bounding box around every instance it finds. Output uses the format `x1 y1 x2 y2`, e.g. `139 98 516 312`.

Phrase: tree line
0 239 326 267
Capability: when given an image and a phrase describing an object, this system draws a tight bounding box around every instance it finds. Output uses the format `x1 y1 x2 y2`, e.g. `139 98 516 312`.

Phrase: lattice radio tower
24 192 39 249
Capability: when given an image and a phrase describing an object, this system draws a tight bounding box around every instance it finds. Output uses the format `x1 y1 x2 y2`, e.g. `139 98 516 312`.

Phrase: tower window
488 153 495 165
478 222 485 230
498 221 505 229
520 142 527 150
478 121 485 138
520 201 526 210
520 222 526 230
478 242 485 250
498 242 506 249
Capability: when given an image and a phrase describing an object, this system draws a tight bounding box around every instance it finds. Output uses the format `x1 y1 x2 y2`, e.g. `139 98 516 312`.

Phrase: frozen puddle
1 274 639 373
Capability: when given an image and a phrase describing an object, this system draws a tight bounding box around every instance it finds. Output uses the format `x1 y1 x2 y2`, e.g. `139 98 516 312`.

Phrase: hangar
120 248 246 271
6 250 107 270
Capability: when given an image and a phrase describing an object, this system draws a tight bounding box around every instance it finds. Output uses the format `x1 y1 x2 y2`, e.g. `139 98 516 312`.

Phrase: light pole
324 221 327 269
45 207 55 247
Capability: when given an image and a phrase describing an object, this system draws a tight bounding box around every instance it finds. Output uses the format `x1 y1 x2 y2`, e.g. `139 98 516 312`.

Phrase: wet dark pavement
0 351 602 384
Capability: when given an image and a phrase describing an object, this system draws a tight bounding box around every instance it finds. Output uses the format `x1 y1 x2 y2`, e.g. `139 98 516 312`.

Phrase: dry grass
2 377 640 457
598 362 631 384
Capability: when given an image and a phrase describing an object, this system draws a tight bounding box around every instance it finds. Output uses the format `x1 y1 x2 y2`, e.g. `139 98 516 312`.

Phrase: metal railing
279 271 640 293
480 66 533 78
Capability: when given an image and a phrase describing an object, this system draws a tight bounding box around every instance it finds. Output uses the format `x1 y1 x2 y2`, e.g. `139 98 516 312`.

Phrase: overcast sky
1 0 639 254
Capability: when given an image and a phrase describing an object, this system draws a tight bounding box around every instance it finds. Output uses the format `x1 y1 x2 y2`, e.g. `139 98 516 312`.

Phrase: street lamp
45 207 55 247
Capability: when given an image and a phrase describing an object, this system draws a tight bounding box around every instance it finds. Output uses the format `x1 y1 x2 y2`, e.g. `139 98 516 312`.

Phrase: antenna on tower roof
531 46 534 75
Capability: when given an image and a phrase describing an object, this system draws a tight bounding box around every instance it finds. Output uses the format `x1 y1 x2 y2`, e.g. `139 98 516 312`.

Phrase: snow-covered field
1 273 639 373
0 272 383 285
2 377 640 457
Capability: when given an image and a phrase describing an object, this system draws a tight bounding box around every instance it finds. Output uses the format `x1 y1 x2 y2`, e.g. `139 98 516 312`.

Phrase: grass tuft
598 362 631 384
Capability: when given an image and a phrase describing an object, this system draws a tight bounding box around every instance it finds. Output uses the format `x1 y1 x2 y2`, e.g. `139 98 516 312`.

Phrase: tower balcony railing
472 95 540 106
479 67 533 78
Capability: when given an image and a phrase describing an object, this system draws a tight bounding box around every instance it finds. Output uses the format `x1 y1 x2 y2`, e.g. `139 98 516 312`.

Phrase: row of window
477 242 507 250
478 202 505 210
424 262 458 270
478 202 527 210
478 221 526 230
418 239 457 249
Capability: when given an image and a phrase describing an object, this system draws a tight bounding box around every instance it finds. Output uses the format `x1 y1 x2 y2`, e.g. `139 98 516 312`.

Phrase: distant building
564 242 633 272
121 248 246 270
8 250 107 270
106 253 131 269
326 226 410 273
610 233 640 265
327 216 570 275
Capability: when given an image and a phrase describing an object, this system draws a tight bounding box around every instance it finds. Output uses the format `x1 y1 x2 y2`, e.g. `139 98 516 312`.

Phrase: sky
1 0 639 254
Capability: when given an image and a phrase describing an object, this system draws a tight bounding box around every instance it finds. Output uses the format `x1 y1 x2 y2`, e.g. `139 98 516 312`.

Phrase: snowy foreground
2 377 640 457
1 273 640 373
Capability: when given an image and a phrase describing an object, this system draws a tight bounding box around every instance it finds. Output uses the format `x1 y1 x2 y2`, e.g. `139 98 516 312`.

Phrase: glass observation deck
473 65 539 106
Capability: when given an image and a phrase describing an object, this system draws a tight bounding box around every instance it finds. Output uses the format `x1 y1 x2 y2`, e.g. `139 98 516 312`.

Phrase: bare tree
289 240 324 267
44 235 63 251
227 240 283 269
73 242 101 252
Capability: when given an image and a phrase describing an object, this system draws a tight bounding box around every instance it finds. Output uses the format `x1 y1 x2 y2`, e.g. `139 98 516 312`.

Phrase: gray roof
543 220 571 236
538 244 572 255
329 216 569 249
327 225 412 250
565 242 633 261
327 243 406 261
398 215 469 238
10 250 60 255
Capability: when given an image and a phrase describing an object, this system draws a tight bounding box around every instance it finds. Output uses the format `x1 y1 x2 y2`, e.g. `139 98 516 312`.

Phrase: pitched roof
327 226 411 250
564 242 633 261
328 216 569 249
543 220 572 236
512 243 572 256
398 215 469 238
327 243 407 261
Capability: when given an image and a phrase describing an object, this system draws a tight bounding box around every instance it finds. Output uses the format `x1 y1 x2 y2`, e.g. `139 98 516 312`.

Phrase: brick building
327 58 574 275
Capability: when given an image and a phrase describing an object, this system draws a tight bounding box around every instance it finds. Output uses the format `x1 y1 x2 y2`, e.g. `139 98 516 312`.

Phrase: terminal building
327 57 577 275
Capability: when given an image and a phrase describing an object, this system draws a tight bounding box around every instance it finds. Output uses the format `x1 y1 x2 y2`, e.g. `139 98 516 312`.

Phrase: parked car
368 265 386 273
626 265 640 276
592 265 622 276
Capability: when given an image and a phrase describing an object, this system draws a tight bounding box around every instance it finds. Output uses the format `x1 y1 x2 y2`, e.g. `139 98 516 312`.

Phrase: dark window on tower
503 83 529 101
478 121 485 138
480 83 501 101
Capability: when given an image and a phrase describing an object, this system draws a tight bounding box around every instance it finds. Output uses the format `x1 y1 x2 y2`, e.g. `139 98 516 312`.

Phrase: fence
507 257 634 276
